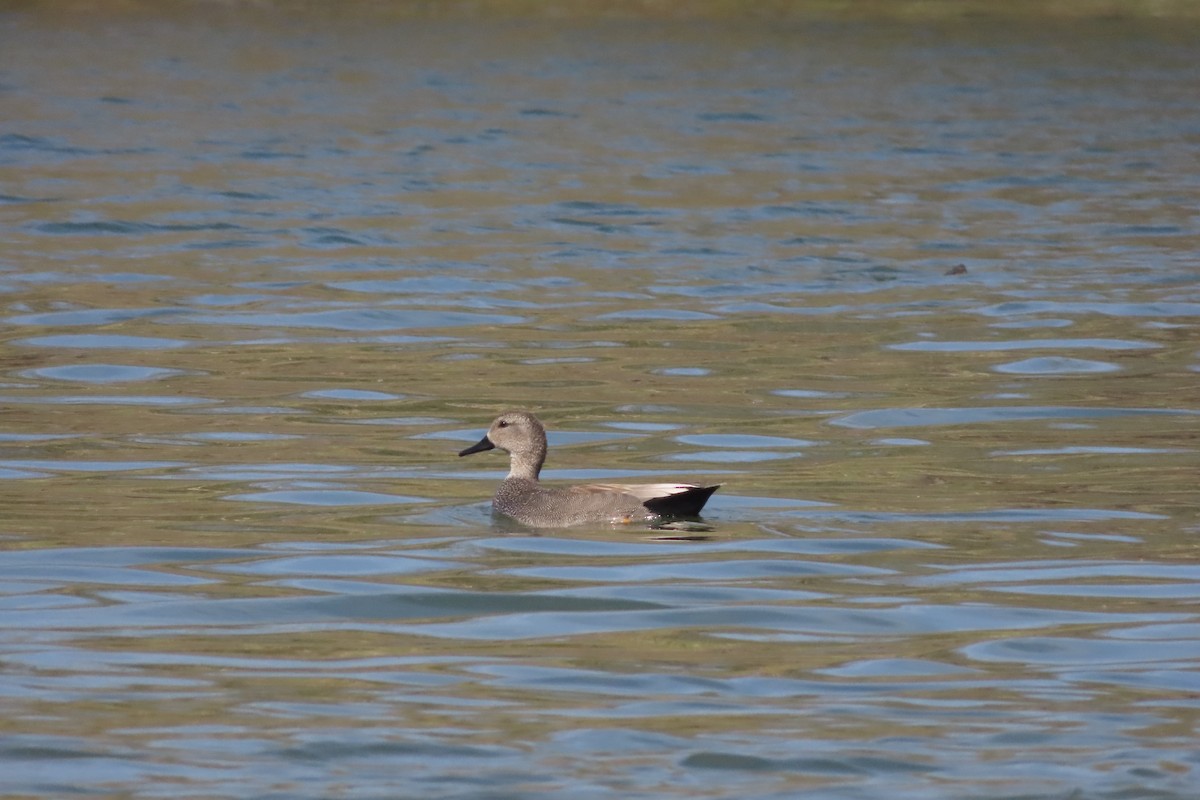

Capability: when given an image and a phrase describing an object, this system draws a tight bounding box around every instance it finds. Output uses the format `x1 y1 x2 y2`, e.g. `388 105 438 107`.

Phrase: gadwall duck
458 410 719 528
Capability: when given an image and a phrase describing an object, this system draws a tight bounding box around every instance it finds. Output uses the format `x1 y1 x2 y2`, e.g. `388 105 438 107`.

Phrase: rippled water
3 5 1200 798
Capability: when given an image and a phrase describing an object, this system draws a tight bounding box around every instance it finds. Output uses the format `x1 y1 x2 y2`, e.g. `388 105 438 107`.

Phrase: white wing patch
584 483 701 503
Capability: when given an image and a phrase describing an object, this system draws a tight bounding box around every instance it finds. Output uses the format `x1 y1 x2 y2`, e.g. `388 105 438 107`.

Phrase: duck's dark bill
458 435 496 457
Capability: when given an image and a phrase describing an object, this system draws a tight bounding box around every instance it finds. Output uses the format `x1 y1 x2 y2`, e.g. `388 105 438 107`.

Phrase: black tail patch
642 485 720 518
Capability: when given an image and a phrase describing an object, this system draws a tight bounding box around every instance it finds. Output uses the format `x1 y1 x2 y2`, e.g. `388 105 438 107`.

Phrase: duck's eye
497 420 510 428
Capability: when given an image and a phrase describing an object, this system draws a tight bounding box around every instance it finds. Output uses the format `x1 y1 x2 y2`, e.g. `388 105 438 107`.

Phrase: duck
458 410 719 528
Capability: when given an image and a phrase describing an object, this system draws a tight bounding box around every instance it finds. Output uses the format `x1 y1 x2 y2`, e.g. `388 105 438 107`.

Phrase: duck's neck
506 445 545 481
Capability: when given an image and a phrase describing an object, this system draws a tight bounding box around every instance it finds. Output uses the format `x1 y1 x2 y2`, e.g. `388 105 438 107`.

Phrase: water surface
2 6 1199 799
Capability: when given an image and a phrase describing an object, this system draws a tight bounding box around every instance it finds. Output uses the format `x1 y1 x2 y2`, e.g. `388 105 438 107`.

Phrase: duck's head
458 410 547 463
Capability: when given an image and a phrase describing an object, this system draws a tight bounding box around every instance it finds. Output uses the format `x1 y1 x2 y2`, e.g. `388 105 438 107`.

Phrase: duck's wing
581 483 700 502
582 482 721 517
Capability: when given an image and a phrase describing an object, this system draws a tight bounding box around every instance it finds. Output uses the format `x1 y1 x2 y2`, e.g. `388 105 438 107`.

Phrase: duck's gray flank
458 410 719 528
